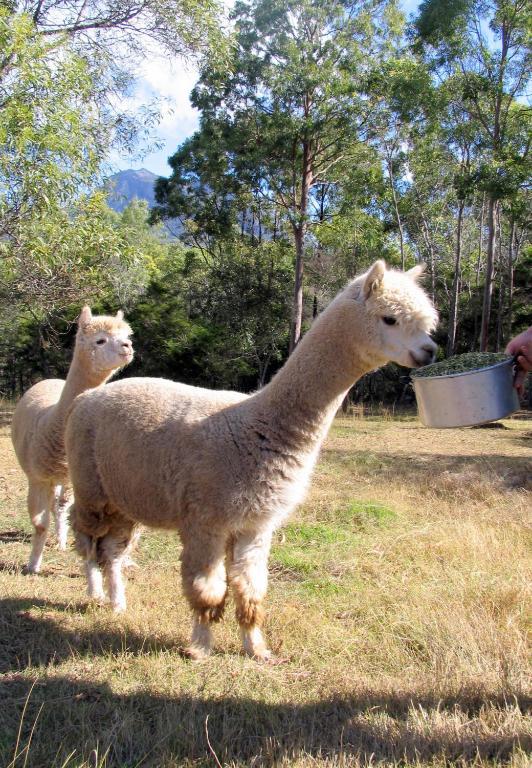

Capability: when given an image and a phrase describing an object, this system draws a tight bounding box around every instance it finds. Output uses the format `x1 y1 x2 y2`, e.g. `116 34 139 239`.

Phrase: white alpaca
65 261 437 659
11 307 133 574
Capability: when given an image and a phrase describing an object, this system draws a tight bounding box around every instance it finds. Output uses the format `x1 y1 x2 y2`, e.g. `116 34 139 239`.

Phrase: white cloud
112 53 200 177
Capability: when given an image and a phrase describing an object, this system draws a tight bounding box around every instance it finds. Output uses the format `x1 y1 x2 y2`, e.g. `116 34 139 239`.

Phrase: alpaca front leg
181 536 228 660
24 481 54 574
229 529 272 660
54 485 72 551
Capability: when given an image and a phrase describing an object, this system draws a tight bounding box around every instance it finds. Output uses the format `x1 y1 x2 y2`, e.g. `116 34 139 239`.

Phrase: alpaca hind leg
24 481 54 574
181 534 228 660
86 558 105 602
229 529 272 660
54 485 72 551
123 525 143 571
100 523 137 613
72 526 105 602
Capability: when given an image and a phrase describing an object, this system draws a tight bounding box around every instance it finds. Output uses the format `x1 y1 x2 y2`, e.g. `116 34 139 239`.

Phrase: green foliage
1 194 157 312
1 0 530 402
156 0 402 348
126 237 292 390
415 0 475 49
0 199 168 394
0 12 102 232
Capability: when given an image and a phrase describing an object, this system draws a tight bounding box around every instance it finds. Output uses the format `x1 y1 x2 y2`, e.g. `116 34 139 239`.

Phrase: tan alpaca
65 261 437 660
11 307 133 574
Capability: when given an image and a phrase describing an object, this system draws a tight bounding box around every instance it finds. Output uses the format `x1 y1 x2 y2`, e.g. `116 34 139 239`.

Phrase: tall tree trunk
480 197 497 351
495 205 504 351
473 194 485 347
475 194 485 287
506 219 516 340
447 199 465 356
480 26 505 351
420 211 436 300
386 150 405 270
289 140 312 354
289 224 305 353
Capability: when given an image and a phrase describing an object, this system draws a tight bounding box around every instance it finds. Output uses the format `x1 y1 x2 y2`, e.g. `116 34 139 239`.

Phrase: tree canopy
1 0 530 404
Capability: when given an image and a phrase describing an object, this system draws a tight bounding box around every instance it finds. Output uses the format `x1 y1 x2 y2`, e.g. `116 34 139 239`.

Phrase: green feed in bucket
411 352 510 378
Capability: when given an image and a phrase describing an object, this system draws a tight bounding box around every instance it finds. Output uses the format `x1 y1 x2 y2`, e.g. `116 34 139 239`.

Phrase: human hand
506 327 532 396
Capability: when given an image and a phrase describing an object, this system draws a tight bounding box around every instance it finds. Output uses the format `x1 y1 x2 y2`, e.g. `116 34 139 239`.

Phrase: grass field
0 406 530 767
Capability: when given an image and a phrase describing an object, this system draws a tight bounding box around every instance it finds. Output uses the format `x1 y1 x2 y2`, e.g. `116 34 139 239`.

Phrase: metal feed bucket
413 357 520 428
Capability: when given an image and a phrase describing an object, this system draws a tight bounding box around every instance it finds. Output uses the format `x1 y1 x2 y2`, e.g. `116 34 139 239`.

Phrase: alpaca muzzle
411 343 437 367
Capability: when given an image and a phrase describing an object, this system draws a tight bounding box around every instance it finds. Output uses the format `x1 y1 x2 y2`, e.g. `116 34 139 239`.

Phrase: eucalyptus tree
414 0 531 350
0 0 229 320
5 0 227 60
156 0 402 351
0 11 109 310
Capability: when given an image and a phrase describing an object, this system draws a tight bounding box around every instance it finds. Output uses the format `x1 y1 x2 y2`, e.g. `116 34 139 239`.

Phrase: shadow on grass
0 597 530 767
0 598 184 676
1 673 530 767
0 530 30 544
323 449 532 492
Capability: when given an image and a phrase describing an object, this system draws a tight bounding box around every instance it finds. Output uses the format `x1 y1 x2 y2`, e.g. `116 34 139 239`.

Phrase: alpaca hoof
87 589 106 604
88 596 106 608
183 644 211 661
22 564 40 575
242 642 272 662
124 557 139 571
112 603 127 615
251 647 272 662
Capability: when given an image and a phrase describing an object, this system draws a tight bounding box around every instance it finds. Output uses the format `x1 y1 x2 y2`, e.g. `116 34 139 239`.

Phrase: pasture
0 407 530 767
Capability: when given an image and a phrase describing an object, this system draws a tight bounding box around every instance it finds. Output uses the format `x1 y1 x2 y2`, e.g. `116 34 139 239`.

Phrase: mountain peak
106 168 160 212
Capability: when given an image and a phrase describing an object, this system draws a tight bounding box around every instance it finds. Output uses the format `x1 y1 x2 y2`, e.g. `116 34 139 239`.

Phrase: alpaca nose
421 343 436 364
122 340 132 350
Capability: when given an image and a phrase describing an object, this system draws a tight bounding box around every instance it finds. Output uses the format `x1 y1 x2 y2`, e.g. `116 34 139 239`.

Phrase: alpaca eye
382 316 397 326
96 339 107 345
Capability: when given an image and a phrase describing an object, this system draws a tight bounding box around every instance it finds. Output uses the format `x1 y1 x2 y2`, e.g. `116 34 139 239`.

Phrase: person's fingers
517 351 532 373
514 366 526 395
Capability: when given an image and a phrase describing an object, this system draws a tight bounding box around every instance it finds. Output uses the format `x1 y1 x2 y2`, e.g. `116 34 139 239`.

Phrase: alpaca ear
363 260 386 299
115 310 124 321
78 306 92 326
407 263 425 281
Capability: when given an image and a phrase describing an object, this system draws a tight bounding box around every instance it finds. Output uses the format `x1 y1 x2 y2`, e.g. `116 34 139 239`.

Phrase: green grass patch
283 521 349 545
271 547 316 577
136 529 180 564
321 450 390 475
1 418 530 767
300 576 343 597
271 522 358 601
335 500 397 529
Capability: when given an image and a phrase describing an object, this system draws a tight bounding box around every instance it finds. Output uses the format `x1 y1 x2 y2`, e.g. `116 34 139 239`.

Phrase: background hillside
106 169 159 212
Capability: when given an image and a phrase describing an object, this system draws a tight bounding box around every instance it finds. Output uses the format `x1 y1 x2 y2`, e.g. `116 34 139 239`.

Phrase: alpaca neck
257 299 370 453
46 350 112 437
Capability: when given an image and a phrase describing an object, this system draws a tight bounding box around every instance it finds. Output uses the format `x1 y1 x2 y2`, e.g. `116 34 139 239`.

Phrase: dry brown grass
0 409 530 767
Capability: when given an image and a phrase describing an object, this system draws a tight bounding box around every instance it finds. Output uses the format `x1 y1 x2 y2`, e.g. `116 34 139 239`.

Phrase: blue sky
115 0 422 178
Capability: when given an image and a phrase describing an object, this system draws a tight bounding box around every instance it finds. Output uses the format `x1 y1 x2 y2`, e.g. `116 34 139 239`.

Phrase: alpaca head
344 260 438 370
75 306 134 376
